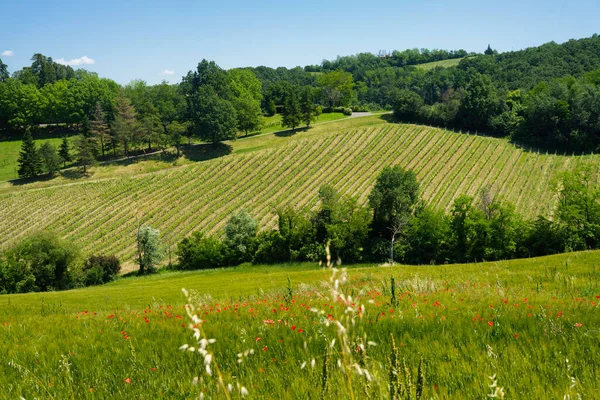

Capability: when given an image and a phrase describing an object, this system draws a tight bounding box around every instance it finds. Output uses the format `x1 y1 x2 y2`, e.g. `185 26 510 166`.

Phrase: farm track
1 122 598 262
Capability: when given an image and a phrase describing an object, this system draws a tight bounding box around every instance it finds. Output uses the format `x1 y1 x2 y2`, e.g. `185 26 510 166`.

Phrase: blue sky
1 0 598 85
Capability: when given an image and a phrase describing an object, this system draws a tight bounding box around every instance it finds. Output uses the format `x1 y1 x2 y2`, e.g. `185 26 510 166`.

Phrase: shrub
82 255 121 286
0 232 79 293
342 107 353 116
253 230 288 264
176 232 227 270
224 210 258 264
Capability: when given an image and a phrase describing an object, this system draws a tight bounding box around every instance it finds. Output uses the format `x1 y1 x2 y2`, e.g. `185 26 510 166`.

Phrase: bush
253 230 288 264
82 255 121 286
342 108 353 116
176 232 227 270
0 232 79 293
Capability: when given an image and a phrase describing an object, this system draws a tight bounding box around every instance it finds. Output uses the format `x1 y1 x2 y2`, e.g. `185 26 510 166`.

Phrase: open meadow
2 250 600 398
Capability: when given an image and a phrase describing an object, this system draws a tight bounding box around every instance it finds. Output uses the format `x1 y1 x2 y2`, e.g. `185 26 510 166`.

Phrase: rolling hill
1 115 598 264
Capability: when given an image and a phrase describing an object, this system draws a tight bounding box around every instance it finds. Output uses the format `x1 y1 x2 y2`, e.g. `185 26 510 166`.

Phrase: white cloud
55 56 95 66
1 50 14 56
160 69 175 76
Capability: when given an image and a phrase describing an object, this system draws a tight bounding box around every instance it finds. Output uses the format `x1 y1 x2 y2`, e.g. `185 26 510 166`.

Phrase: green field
0 116 598 266
0 135 76 182
415 58 464 70
1 250 599 398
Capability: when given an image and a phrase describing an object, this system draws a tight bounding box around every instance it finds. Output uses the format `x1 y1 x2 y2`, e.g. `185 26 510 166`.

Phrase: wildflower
488 321 493 327
256 337 261 341
262 346 268 351
124 378 131 384
513 334 519 339
574 323 582 327
290 325 296 330
240 386 249 397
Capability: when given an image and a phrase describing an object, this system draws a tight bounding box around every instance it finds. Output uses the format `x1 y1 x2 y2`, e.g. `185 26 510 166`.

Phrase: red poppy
575 323 582 327
488 321 493 327
124 378 131 384
513 334 519 338
290 325 296 330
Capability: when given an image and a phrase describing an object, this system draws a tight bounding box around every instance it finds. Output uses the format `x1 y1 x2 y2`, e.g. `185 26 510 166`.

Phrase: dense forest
2 34 600 162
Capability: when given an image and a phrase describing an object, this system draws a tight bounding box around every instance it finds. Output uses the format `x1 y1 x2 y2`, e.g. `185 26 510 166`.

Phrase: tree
554 165 600 251
392 89 424 121
17 130 42 179
318 70 355 107
111 94 138 157
136 225 164 274
1 231 79 293
234 94 262 136
299 87 316 128
74 135 96 174
282 90 302 131
458 72 499 131
167 121 187 157
0 58 8 83
484 45 495 56
58 136 72 168
176 232 226 270
191 87 238 144
39 142 60 175
89 103 110 158
368 166 420 262
224 210 258 264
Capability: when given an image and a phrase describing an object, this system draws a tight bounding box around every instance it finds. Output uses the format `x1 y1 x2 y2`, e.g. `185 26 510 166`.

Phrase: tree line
3 163 599 294
175 164 600 269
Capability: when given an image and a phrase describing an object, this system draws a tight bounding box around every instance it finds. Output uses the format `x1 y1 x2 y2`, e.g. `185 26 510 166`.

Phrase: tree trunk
389 236 395 264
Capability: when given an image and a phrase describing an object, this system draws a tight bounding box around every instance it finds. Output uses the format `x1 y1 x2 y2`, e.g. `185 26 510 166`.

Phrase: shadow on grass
8 173 58 186
182 142 233 162
274 127 308 137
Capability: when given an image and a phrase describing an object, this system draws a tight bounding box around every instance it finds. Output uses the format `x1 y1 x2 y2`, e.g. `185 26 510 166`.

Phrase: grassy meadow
0 134 76 182
0 116 598 266
2 250 600 398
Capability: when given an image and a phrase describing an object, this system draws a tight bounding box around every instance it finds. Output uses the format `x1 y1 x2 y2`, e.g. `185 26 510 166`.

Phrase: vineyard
1 117 598 264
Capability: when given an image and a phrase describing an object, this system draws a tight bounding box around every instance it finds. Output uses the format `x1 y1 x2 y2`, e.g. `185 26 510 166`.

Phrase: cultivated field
1 250 599 398
1 116 598 265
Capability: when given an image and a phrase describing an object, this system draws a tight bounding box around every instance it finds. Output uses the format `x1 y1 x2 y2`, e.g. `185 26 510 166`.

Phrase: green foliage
38 141 60 175
369 165 420 261
191 87 238 144
136 225 164 274
404 206 451 264
554 165 600 250
17 130 42 179
392 89 424 121
224 210 258 264
74 135 97 174
58 136 72 167
82 254 121 286
299 86 316 128
281 89 302 131
318 70 355 107
0 231 79 293
176 231 226 270
111 94 138 156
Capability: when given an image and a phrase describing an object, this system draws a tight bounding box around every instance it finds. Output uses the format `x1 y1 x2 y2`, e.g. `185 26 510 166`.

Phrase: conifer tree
282 90 302 131
74 135 96 174
17 130 42 179
58 136 72 168
39 141 60 176
300 87 316 128
89 103 110 158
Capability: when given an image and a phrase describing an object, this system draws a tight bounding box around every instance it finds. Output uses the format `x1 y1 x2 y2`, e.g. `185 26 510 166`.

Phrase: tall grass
1 251 599 398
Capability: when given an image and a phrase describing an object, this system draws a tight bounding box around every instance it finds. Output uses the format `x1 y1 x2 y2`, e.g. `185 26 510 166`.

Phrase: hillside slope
1 117 598 263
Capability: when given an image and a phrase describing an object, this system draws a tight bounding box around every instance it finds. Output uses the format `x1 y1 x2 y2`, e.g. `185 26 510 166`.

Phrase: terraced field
1 118 598 264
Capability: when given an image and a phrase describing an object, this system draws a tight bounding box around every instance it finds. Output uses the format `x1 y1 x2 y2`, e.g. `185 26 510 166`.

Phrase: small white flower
227 383 233 392
179 344 189 351
240 386 249 397
311 359 316 369
204 354 212 366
